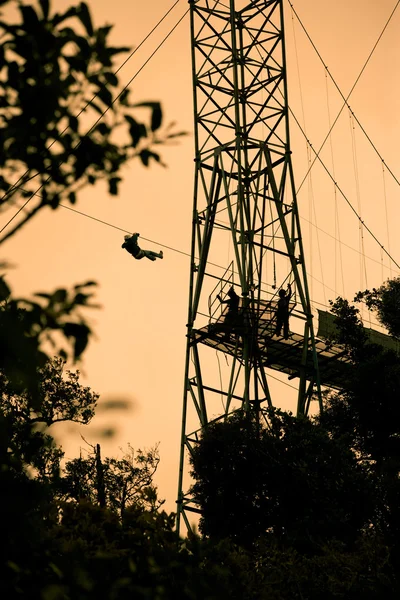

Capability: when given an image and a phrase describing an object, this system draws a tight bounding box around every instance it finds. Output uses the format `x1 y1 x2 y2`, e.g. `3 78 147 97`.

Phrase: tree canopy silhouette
0 0 185 242
190 409 372 551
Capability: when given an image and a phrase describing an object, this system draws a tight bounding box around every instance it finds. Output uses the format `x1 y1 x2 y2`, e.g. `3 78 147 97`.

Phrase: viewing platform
192 304 396 390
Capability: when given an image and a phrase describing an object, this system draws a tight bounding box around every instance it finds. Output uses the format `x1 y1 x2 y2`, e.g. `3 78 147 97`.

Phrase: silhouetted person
122 233 163 262
217 286 240 340
275 284 291 340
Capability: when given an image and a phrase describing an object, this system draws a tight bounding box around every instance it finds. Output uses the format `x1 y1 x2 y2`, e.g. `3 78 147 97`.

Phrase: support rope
288 0 400 195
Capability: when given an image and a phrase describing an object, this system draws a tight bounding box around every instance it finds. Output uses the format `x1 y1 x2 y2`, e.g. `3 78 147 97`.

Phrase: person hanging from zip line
122 233 163 262
274 283 292 340
217 286 240 341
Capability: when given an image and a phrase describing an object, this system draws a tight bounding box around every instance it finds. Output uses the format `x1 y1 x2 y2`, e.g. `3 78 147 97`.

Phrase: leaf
20 5 40 30
49 562 63 579
108 177 121 196
74 326 89 359
64 55 87 73
39 0 49 20
51 289 67 304
95 122 110 136
73 292 90 305
72 35 91 59
166 131 188 139
125 116 146 147
106 46 130 56
119 89 130 106
50 193 60 209
97 399 130 411
133 101 160 109
74 280 97 289
62 322 90 360
96 85 113 108
104 71 118 87
68 191 76 204
52 7 78 28
132 101 162 131
68 115 78 133
77 3 93 36
96 24 113 41
139 149 151 167
87 100 103 115
151 105 162 132
139 149 162 167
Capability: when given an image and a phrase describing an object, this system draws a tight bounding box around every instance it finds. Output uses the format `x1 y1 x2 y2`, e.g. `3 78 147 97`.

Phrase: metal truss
177 0 321 534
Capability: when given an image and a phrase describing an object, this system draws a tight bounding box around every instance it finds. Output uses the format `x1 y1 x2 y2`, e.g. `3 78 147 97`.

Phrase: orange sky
2 0 400 513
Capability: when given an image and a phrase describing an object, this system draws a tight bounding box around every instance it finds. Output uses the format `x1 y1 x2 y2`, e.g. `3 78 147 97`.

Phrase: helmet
124 234 131 240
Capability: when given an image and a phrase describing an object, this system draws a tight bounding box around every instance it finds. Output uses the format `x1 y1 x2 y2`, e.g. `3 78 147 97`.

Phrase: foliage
190 409 372 551
355 277 400 340
3 270 400 599
0 0 186 241
324 288 400 466
0 274 98 397
1 355 97 477
199 535 397 600
328 296 367 358
0 346 191 599
4 501 230 600
61 443 164 516
320 280 400 576
0 353 99 599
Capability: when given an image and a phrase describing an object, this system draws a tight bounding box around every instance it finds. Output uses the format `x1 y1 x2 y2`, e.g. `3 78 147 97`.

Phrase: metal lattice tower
177 0 322 533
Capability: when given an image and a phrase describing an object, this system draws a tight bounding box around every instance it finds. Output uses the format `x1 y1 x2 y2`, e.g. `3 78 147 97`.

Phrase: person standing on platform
274 283 291 340
217 286 240 341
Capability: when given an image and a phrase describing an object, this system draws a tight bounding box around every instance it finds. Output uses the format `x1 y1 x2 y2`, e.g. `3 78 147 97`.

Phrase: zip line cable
41 198 397 335
0 2 188 240
56 203 305 302
288 0 400 194
57 200 399 322
59 201 390 334
58 202 191 259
